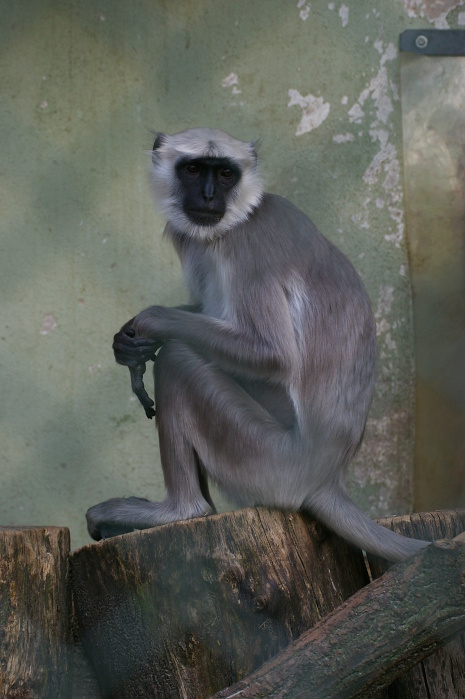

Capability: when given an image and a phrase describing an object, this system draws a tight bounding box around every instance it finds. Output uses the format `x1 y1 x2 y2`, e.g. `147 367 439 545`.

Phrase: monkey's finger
129 365 156 419
118 316 137 335
132 385 156 418
119 336 160 353
113 330 158 347
129 365 154 403
113 335 158 366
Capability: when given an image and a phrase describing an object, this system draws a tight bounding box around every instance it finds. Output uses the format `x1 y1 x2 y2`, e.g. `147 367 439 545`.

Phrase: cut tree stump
0 526 71 699
4 511 464 698
71 508 369 698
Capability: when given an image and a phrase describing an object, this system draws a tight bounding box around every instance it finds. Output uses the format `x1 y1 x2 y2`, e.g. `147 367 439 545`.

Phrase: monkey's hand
113 321 159 419
112 320 160 367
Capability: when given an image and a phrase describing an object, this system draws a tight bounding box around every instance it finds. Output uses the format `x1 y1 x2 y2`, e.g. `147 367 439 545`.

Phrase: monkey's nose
203 171 215 201
203 187 215 202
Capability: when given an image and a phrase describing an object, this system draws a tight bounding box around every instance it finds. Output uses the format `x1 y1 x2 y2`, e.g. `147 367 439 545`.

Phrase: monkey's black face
175 157 241 226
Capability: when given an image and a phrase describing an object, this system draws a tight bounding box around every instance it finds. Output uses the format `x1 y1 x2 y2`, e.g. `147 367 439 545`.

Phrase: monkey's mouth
187 209 224 226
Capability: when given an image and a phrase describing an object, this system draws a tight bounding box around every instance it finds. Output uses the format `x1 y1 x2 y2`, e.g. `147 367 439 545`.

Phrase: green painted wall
1 1 463 549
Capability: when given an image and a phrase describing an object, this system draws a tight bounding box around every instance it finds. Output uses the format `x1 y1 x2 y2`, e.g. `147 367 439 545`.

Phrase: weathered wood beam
212 532 465 699
370 508 465 699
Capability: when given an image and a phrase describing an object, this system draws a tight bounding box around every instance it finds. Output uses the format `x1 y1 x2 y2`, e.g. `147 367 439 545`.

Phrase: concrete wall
1 0 463 549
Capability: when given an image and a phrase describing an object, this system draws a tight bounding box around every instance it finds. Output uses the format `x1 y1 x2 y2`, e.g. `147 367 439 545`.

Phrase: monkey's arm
127 288 299 380
113 304 202 368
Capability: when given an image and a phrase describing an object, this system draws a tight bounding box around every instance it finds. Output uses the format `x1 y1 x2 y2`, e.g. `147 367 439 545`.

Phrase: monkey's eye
185 163 201 175
220 168 233 179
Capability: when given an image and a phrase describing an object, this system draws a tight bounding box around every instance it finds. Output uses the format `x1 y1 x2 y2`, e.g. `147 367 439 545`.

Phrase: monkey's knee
155 340 193 379
155 342 207 404
156 339 183 362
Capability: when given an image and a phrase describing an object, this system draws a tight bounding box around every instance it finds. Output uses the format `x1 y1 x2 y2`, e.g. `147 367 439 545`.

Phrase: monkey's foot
86 496 214 541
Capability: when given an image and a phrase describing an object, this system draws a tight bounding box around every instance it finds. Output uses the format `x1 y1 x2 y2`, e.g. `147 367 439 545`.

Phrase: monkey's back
244 193 378 452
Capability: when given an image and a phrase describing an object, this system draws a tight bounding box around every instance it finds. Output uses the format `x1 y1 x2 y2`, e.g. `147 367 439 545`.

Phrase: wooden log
212 531 465 699
368 509 465 699
0 526 71 699
71 508 369 699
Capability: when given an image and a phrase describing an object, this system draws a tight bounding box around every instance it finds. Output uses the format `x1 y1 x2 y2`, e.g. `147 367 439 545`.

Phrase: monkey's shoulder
259 192 316 221
253 194 354 267
255 193 335 247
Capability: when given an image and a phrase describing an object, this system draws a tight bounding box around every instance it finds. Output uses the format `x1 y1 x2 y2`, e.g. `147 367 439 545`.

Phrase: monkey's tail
305 485 430 562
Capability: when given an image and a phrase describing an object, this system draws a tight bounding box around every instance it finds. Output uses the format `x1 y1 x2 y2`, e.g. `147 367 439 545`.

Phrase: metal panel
400 50 465 509
400 29 465 56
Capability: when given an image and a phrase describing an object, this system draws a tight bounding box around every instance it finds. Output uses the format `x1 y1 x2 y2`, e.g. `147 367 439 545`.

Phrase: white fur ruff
150 128 264 241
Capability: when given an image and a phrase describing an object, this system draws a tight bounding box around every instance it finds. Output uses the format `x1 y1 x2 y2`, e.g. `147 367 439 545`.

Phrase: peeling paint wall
400 0 465 27
1 1 463 548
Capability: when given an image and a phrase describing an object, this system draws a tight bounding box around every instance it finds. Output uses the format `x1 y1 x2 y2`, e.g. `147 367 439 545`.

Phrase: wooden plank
71 508 368 699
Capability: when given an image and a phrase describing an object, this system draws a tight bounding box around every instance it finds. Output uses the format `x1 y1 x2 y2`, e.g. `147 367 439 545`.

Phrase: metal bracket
400 29 465 55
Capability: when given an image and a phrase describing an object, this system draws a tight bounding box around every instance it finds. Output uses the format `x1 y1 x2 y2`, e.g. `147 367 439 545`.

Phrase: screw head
415 35 429 49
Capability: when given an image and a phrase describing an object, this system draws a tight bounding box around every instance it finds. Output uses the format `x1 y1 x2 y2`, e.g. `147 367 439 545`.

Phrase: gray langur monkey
86 127 429 561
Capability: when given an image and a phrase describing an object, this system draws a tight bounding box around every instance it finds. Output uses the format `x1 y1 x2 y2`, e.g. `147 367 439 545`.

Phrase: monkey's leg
86 421 215 540
88 342 246 540
153 342 299 510
151 345 429 562
86 342 296 540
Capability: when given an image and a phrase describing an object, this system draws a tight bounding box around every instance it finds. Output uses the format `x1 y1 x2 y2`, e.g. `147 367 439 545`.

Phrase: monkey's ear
152 132 166 150
249 139 261 163
151 132 166 164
